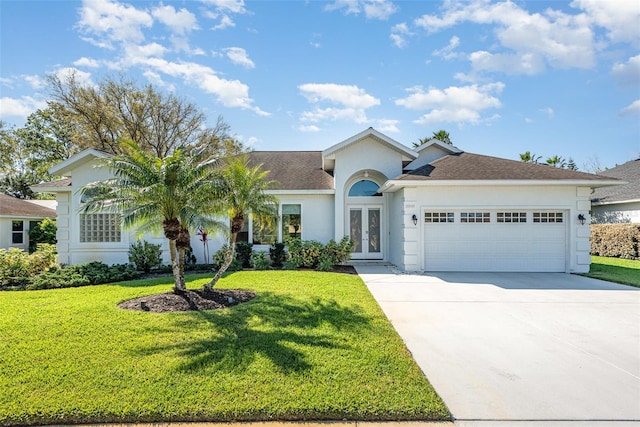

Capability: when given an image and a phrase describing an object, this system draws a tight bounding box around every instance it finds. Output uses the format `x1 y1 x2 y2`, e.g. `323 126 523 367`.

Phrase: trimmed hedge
591 224 640 259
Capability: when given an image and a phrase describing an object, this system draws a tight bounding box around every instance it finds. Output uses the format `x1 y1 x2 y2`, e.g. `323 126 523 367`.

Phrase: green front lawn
0 271 448 425
582 256 640 288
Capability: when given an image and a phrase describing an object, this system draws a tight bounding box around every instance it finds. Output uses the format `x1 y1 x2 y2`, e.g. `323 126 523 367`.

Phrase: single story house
34 128 621 273
591 159 638 223
0 193 57 251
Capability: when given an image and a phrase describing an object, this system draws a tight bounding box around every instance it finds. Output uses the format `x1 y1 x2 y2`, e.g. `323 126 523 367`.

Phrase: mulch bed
119 265 357 313
118 289 256 313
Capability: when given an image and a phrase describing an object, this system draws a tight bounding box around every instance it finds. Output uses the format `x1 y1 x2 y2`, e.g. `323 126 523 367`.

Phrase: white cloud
620 99 640 116
414 0 596 74
211 14 235 30
0 96 47 118
200 0 247 15
73 57 100 68
142 58 268 115
470 51 545 75
77 0 153 48
325 0 397 20
23 75 46 90
299 83 380 109
390 22 411 48
433 36 461 60
298 125 320 132
142 70 175 92
395 82 504 125
611 55 640 86
53 67 93 86
299 83 380 125
152 4 197 35
375 118 399 133
225 47 255 69
571 0 640 44
121 42 168 66
540 107 554 118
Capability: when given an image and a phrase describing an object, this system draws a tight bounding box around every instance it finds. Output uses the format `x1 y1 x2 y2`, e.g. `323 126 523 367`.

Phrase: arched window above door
348 180 381 197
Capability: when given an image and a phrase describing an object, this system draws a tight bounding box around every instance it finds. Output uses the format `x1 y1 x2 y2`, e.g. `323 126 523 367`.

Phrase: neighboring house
591 159 639 223
34 128 621 273
0 193 57 251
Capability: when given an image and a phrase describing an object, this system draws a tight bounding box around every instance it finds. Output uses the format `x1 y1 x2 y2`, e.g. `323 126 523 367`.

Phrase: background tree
28 218 57 253
47 72 238 157
566 158 578 171
82 140 224 293
1 107 78 198
519 151 542 164
545 155 566 168
205 156 279 290
412 129 452 148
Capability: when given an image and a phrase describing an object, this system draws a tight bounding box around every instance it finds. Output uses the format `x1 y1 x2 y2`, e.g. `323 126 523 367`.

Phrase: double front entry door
349 206 382 260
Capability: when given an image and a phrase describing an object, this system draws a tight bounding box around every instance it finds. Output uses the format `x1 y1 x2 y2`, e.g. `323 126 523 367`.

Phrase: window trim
497 212 527 223
424 212 454 223
460 212 491 223
11 220 24 245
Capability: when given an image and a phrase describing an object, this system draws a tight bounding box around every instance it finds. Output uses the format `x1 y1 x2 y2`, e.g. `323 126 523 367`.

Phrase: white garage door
423 210 567 272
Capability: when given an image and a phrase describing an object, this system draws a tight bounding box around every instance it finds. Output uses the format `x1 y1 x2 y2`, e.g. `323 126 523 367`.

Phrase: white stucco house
591 159 638 223
33 128 621 273
0 194 57 251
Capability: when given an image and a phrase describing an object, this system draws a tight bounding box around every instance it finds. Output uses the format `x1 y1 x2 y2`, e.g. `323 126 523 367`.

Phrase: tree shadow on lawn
133 291 373 374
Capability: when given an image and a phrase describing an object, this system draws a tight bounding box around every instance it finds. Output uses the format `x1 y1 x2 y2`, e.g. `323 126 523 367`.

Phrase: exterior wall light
578 214 586 225
412 214 418 226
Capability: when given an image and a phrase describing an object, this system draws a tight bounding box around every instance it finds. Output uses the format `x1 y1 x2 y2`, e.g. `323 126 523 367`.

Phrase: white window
424 212 454 223
461 212 490 223
80 213 121 242
533 212 563 223
497 212 527 223
12 221 24 244
282 204 302 240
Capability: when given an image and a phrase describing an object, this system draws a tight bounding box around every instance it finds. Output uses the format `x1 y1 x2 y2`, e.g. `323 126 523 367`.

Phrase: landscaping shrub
27 262 141 290
252 251 271 270
128 241 163 273
591 224 640 259
0 244 57 289
28 218 56 253
285 237 354 269
213 245 243 272
269 242 287 268
235 242 253 268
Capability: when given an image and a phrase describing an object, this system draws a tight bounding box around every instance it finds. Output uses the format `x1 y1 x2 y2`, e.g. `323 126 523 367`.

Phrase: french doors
349 206 382 260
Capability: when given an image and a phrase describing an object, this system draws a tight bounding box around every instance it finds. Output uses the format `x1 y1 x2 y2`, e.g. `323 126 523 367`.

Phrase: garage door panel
424 211 566 272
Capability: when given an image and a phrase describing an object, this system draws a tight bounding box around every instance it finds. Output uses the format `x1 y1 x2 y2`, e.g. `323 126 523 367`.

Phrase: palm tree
81 140 224 293
519 151 541 164
412 130 452 148
204 156 279 291
546 155 566 168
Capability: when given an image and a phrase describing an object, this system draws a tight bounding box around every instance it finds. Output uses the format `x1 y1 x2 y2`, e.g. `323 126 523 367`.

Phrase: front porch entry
348 206 383 260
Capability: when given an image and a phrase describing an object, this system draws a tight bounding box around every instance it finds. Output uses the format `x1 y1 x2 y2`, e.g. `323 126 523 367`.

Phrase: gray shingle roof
247 151 334 190
0 194 56 218
591 159 640 204
34 178 72 188
396 152 615 181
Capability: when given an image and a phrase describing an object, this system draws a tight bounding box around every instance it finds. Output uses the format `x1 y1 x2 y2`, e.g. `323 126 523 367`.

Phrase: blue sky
1 0 639 170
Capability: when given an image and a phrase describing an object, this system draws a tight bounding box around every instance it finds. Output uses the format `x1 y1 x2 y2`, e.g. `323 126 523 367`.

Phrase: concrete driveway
355 265 640 424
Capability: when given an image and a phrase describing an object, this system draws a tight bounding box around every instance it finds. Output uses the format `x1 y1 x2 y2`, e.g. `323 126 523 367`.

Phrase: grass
0 271 448 425
582 256 640 288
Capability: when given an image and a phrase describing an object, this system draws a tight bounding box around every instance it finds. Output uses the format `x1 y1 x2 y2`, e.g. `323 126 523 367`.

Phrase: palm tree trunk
177 247 186 290
205 233 236 291
169 239 184 293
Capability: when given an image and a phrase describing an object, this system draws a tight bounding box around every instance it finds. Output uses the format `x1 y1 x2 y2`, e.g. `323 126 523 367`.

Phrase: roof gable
322 128 416 171
49 148 111 176
405 139 463 171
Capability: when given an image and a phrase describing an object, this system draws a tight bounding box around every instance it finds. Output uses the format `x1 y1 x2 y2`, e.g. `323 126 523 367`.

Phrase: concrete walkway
355 265 640 426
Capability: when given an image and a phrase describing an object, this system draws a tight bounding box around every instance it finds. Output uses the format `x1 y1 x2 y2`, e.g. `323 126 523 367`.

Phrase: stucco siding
592 201 640 224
